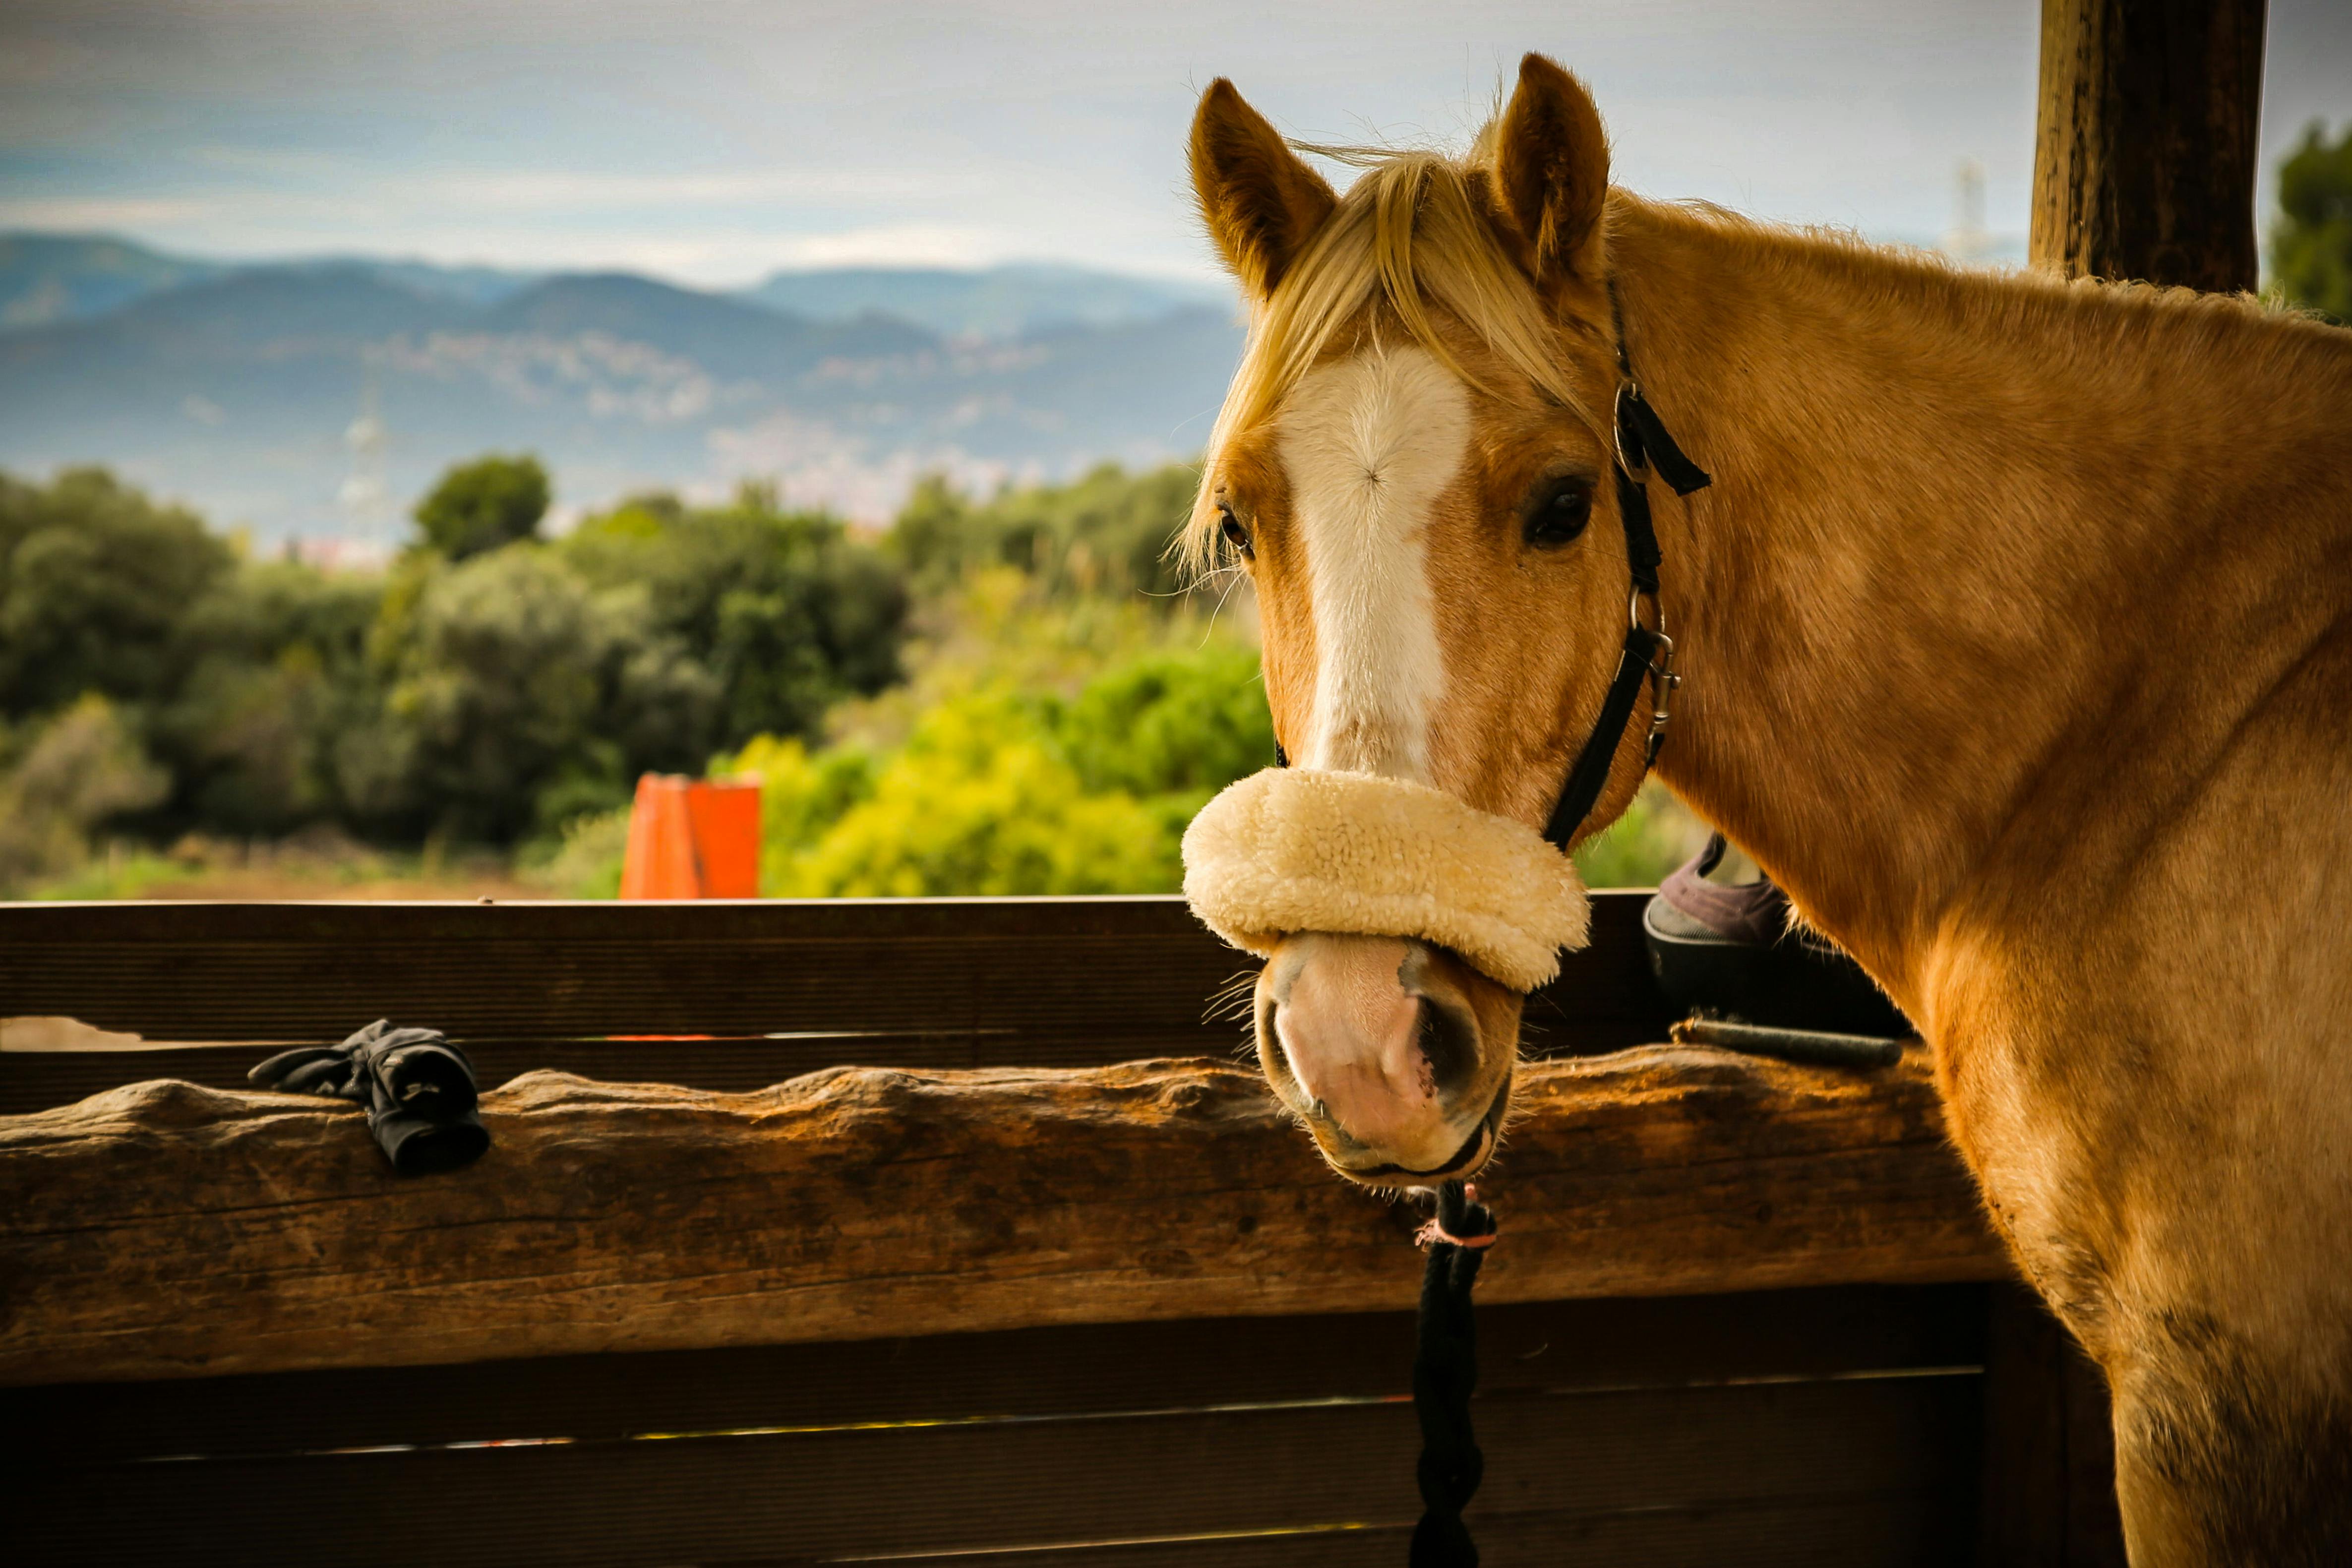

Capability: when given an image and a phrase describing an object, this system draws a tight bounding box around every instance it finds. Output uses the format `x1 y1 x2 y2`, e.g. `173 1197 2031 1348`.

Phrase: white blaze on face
1275 345 1470 781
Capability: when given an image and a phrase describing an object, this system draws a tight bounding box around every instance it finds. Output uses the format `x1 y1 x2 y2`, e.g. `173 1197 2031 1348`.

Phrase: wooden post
2030 0 2268 291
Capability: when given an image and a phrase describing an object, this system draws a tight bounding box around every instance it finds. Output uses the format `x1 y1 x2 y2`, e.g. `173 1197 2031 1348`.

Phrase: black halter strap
1539 283 1711 850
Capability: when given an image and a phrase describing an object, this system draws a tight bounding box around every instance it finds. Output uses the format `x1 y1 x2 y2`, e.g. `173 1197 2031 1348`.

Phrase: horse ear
1488 54 1611 290
1191 79 1337 299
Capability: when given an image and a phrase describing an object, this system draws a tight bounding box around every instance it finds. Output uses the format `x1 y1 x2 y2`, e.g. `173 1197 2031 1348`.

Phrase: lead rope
1410 1181 1498 1567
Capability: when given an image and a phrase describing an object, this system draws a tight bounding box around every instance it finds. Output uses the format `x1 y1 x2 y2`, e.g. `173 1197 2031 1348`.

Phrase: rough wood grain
2030 0 2267 291
0 1045 2008 1386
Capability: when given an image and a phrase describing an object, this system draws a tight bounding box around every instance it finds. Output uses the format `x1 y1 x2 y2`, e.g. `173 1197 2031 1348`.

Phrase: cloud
416 168 957 210
0 195 221 230
3 0 2343 289
764 225 1014 269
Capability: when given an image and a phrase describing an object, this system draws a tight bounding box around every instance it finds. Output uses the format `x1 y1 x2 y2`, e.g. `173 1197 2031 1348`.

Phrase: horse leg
2104 1317 2352 1567
1935 987 2352 1565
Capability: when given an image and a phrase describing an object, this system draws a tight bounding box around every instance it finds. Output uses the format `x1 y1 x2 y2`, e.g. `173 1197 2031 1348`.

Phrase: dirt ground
125 865 547 901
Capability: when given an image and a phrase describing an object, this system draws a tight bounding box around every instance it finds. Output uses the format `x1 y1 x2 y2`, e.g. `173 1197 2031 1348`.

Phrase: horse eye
1219 508 1254 560
1523 477 1593 549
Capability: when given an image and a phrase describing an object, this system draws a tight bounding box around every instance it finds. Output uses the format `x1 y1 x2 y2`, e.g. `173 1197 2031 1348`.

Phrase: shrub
411 454 551 560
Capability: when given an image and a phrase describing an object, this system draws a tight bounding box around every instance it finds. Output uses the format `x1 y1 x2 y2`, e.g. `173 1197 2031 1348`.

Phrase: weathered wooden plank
0 1046 2007 1386
3 1374 1983 1568
0 892 1676 1046
0 1029 1220 1118
822 1496 1974 1568
0 1284 1988 1467
2030 0 2267 291
0 1020 1672 1119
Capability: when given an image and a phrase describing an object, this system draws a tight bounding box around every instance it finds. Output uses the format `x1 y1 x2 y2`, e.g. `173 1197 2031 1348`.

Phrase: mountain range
0 235 1241 542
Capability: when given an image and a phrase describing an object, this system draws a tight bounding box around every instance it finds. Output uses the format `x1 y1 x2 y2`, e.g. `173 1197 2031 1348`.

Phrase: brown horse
1179 53 2352 1566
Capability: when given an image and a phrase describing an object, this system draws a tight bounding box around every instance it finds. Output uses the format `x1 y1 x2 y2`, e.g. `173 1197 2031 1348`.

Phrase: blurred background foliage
0 452 1704 900
2271 119 2352 324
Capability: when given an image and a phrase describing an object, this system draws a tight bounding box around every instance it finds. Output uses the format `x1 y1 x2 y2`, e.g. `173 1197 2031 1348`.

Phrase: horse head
1183 56 1665 1186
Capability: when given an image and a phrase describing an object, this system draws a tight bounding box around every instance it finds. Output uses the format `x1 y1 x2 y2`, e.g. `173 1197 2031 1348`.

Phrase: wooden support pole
0 1046 2008 1387
2031 0 2268 291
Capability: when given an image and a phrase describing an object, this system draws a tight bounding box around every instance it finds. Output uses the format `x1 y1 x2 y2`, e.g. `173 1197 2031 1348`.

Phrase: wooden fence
0 893 2124 1566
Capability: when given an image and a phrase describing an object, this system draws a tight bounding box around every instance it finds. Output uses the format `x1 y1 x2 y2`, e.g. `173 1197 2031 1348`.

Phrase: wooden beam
0 1046 2008 1386
2031 0 2268 291
0 891 1670 1050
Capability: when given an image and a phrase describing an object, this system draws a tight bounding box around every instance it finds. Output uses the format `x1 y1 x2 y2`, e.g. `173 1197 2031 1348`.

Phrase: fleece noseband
1184 286 1711 991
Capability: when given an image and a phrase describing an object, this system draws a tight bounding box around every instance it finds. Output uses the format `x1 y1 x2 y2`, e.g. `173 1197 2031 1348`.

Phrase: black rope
1410 1181 1496 1568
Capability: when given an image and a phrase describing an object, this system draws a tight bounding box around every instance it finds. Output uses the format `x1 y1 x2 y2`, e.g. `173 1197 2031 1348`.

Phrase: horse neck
1607 197 2352 1008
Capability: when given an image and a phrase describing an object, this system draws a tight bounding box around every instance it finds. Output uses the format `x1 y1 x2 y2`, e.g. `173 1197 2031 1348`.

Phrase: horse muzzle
1257 932 1522 1181
1183 767 1592 1183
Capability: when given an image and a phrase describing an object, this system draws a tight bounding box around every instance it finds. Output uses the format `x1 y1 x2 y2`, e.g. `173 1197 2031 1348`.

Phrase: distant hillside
738 263 1223 339
486 273 934 380
0 244 1243 540
0 234 541 332
0 235 227 330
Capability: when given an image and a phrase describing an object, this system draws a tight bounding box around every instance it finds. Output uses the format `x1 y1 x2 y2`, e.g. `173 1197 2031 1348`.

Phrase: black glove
250 1019 491 1176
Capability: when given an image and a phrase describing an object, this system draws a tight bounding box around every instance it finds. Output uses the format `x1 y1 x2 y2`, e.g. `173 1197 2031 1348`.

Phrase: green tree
1060 644 1274 798
886 474 978 589
162 558 384 835
0 468 231 717
412 454 551 560
0 695 170 891
2272 120 2352 324
346 546 717 842
890 462 1203 604
563 482 907 749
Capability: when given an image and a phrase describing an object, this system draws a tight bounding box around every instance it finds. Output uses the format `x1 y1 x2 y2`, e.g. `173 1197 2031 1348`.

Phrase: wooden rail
0 893 1666 1042
1 1044 2005 1386
0 893 1674 1114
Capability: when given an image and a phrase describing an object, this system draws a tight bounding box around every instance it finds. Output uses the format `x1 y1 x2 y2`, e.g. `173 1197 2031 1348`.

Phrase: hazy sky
3 0 2346 287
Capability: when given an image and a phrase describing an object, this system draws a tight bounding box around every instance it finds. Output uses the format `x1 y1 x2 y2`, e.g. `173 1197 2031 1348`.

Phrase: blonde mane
1183 141 1602 571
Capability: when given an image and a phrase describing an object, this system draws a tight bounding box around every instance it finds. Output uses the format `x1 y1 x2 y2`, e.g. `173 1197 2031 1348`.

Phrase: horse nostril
1256 998 1292 1080
1416 996 1479 1095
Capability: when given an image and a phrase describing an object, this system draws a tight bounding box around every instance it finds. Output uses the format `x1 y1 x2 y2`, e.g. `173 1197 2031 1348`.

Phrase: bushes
0 462 909 887
890 461 1199 602
0 468 232 718
352 545 711 842
719 637 1274 899
560 483 907 747
411 454 550 560
2272 120 2352 324
165 560 380 835
0 696 169 888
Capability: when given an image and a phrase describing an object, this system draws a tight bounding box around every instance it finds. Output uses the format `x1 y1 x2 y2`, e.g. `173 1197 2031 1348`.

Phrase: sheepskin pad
1181 768 1591 993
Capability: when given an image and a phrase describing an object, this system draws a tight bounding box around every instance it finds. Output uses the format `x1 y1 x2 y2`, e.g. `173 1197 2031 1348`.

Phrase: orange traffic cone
620 775 761 899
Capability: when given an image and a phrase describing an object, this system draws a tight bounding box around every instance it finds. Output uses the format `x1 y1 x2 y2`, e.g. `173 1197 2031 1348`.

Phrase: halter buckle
1630 588 1680 762
1614 380 1651 485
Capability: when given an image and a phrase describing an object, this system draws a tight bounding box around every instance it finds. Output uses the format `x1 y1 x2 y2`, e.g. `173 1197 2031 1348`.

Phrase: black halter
1538 285 1711 850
